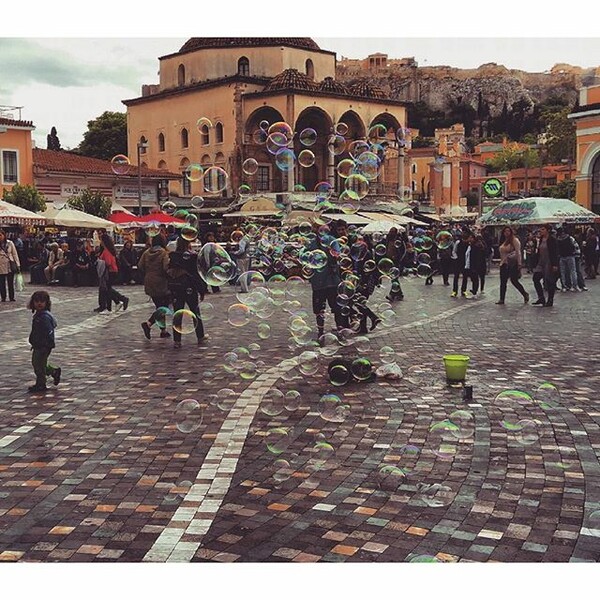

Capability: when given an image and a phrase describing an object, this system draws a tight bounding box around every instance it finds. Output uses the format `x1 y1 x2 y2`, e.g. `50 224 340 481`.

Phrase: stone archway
592 154 600 214
369 113 403 195
294 107 334 193
242 106 286 193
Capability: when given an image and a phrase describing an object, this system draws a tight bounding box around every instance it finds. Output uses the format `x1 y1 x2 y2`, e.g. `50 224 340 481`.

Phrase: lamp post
136 141 148 216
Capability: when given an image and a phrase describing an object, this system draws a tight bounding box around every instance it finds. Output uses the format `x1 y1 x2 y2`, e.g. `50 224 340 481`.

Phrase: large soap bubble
197 242 236 287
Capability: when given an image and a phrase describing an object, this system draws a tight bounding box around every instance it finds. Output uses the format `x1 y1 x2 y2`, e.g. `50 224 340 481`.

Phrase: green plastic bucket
443 354 470 384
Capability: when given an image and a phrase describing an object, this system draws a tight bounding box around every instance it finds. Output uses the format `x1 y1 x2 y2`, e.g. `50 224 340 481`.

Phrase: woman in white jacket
0 228 21 302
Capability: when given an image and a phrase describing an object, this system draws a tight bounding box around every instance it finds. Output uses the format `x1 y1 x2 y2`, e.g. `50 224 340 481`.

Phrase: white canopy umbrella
0 200 46 226
477 197 600 227
361 220 406 234
43 205 115 230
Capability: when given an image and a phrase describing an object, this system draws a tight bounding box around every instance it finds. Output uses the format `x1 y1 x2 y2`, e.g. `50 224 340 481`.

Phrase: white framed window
1 150 18 184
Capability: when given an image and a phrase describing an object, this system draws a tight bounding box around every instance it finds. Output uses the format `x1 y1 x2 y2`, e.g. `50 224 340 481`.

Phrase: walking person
583 227 598 279
119 239 138 285
497 226 529 305
99 233 129 311
139 235 172 340
556 228 578 292
230 229 251 293
167 237 208 348
0 228 21 302
308 226 347 339
27 290 61 393
385 227 405 302
450 230 470 298
531 224 560 307
573 236 588 291
469 234 488 296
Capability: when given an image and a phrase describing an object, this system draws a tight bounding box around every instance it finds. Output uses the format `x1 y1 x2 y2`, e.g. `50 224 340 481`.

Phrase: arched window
238 56 250 76
215 122 224 144
200 124 210 145
180 158 191 196
215 152 225 164
158 160 167 170
178 64 186 86
158 132 165 152
305 59 314 80
139 136 147 154
592 154 600 214
181 128 189 149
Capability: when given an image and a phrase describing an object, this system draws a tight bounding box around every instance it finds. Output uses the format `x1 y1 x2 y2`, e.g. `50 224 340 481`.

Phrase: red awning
138 212 186 224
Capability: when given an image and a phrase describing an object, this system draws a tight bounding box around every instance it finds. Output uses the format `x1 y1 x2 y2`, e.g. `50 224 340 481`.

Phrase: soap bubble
111 154 131 175
228 303 251 327
215 388 236 411
380 346 396 364
197 242 236 286
351 358 373 381
299 127 317 147
242 158 259 175
196 117 213 131
181 226 198 242
327 364 352 387
172 309 198 335
185 163 204 182
161 200 177 215
298 149 315 168
337 158 356 179
345 173 369 200
429 420 460 460
265 428 291 454
309 441 335 471
257 323 271 339
514 419 540 446
419 483 455 507
449 410 475 440
272 459 294 482
202 166 228 194
335 122 349 136
175 399 203 433
377 465 406 492
535 382 561 409
261 389 285 417
275 148 295 172
284 390 301 412
320 393 350 422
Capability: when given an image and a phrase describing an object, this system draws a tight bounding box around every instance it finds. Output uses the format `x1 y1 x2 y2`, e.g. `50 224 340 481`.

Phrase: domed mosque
123 37 407 212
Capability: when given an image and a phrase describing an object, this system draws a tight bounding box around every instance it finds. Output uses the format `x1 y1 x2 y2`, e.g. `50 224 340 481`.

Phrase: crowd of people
5 217 599 394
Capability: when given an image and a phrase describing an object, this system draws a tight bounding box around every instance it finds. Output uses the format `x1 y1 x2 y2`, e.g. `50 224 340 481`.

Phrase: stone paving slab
1 274 600 563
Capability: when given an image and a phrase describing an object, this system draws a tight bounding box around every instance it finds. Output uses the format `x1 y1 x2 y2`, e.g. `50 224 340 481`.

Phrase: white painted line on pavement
143 297 491 562
0 412 55 448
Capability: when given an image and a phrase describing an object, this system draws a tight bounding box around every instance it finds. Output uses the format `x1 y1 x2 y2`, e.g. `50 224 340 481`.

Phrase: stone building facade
122 38 408 205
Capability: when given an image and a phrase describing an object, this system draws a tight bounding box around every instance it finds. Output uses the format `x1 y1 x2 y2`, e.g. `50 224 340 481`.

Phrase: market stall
477 197 600 227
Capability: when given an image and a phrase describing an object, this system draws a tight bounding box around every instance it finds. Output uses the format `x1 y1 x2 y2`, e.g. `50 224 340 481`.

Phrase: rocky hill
336 62 600 116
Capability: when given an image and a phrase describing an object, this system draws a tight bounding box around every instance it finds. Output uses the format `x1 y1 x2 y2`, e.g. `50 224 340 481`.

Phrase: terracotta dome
318 77 350 95
349 82 388 99
179 38 321 53
264 69 319 92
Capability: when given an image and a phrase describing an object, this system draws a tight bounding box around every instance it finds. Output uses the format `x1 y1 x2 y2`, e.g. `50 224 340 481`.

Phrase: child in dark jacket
27 290 61 392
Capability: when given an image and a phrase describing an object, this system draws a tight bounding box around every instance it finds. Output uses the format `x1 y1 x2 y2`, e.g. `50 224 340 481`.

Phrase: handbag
9 259 18 273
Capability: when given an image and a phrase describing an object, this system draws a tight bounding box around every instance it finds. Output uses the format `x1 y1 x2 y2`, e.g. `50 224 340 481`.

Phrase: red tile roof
264 69 319 92
0 116 35 128
179 37 321 53
33 149 180 179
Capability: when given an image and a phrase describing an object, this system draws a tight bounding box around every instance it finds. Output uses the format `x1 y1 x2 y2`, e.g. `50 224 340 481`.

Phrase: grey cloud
0 38 144 94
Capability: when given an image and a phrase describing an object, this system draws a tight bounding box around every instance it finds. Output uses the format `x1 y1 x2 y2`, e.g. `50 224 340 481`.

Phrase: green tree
68 189 112 219
76 111 128 160
542 178 576 200
542 108 576 164
2 183 46 212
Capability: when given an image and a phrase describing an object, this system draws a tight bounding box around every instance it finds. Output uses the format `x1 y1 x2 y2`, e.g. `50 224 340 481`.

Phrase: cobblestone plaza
1 274 600 570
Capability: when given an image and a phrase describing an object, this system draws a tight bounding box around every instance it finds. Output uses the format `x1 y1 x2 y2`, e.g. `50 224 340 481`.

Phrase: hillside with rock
336 62 599 116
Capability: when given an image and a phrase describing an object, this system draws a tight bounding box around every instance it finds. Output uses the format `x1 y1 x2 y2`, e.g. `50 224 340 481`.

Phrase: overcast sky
1 2 598 151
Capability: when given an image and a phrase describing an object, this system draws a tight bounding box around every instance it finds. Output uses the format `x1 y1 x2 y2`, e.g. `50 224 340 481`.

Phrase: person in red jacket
98 233 129 312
